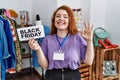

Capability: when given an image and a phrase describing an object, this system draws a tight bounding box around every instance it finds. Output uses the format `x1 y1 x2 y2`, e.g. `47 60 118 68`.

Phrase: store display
72 8 83 30
93 27 110 47
35 14 42 25
20 11 29 27
103 60 117 76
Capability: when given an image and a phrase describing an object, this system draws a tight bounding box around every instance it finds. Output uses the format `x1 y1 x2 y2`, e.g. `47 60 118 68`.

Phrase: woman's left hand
81 22 93 41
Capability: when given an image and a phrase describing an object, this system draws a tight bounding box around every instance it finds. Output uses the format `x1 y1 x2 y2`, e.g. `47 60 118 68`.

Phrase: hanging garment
0 20 11 80
0 16 16 69
0 9 5 15
10 19 23 72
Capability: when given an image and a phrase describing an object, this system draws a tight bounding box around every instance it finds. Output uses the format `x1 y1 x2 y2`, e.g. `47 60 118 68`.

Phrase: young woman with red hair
28 5 94 80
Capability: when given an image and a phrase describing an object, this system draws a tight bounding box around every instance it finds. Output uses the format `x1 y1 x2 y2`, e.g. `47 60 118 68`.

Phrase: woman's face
54 9 69 31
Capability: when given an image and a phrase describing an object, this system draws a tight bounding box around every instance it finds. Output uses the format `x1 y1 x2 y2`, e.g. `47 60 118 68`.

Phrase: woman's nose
59 16 64 20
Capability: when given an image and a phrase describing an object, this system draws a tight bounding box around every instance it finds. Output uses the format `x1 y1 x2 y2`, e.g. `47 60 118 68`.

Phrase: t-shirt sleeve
78 33 87 63
80 46 87 63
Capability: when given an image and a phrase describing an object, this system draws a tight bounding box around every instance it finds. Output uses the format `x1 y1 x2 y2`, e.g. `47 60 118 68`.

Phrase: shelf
92 47 120 80
98 47 120 52
22 54 32 59
103 74 120 80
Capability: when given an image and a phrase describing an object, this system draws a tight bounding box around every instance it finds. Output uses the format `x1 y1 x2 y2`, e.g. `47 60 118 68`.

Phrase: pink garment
4 9 11 18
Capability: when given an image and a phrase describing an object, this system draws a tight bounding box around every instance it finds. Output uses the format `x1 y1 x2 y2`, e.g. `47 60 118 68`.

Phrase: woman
28 5 94 80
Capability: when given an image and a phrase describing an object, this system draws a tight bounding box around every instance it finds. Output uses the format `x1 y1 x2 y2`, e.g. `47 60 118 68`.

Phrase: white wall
57 0 82 8
0 0 32 24
105 0 120 45
31 0 57 26
90 0 106 28
90 0 120 45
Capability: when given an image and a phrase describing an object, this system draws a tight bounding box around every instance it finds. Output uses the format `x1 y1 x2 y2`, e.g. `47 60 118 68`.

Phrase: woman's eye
64 16 68 18
56 15 60 18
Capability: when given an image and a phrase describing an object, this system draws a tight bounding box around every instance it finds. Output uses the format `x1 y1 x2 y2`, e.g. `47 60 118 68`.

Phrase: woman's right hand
28 38 41 51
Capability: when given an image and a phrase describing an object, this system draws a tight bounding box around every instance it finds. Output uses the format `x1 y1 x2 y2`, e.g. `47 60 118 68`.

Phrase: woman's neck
57 30 68 38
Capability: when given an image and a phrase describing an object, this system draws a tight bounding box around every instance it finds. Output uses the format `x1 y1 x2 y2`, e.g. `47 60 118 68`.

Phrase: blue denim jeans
45 68 81 80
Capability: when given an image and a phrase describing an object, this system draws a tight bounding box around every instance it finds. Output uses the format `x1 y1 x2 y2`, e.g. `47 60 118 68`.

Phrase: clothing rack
0 9 22 80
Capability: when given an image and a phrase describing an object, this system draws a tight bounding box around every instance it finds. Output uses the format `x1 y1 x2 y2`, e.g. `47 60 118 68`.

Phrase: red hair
50 5 78 35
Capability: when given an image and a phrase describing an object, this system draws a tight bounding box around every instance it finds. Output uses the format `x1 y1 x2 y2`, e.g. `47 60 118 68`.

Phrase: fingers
84 22 90 29
84 21 87 29
91 25 93 31
28 38 35 45
28 38 37 48
84 21 93 30
32 41 37 46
